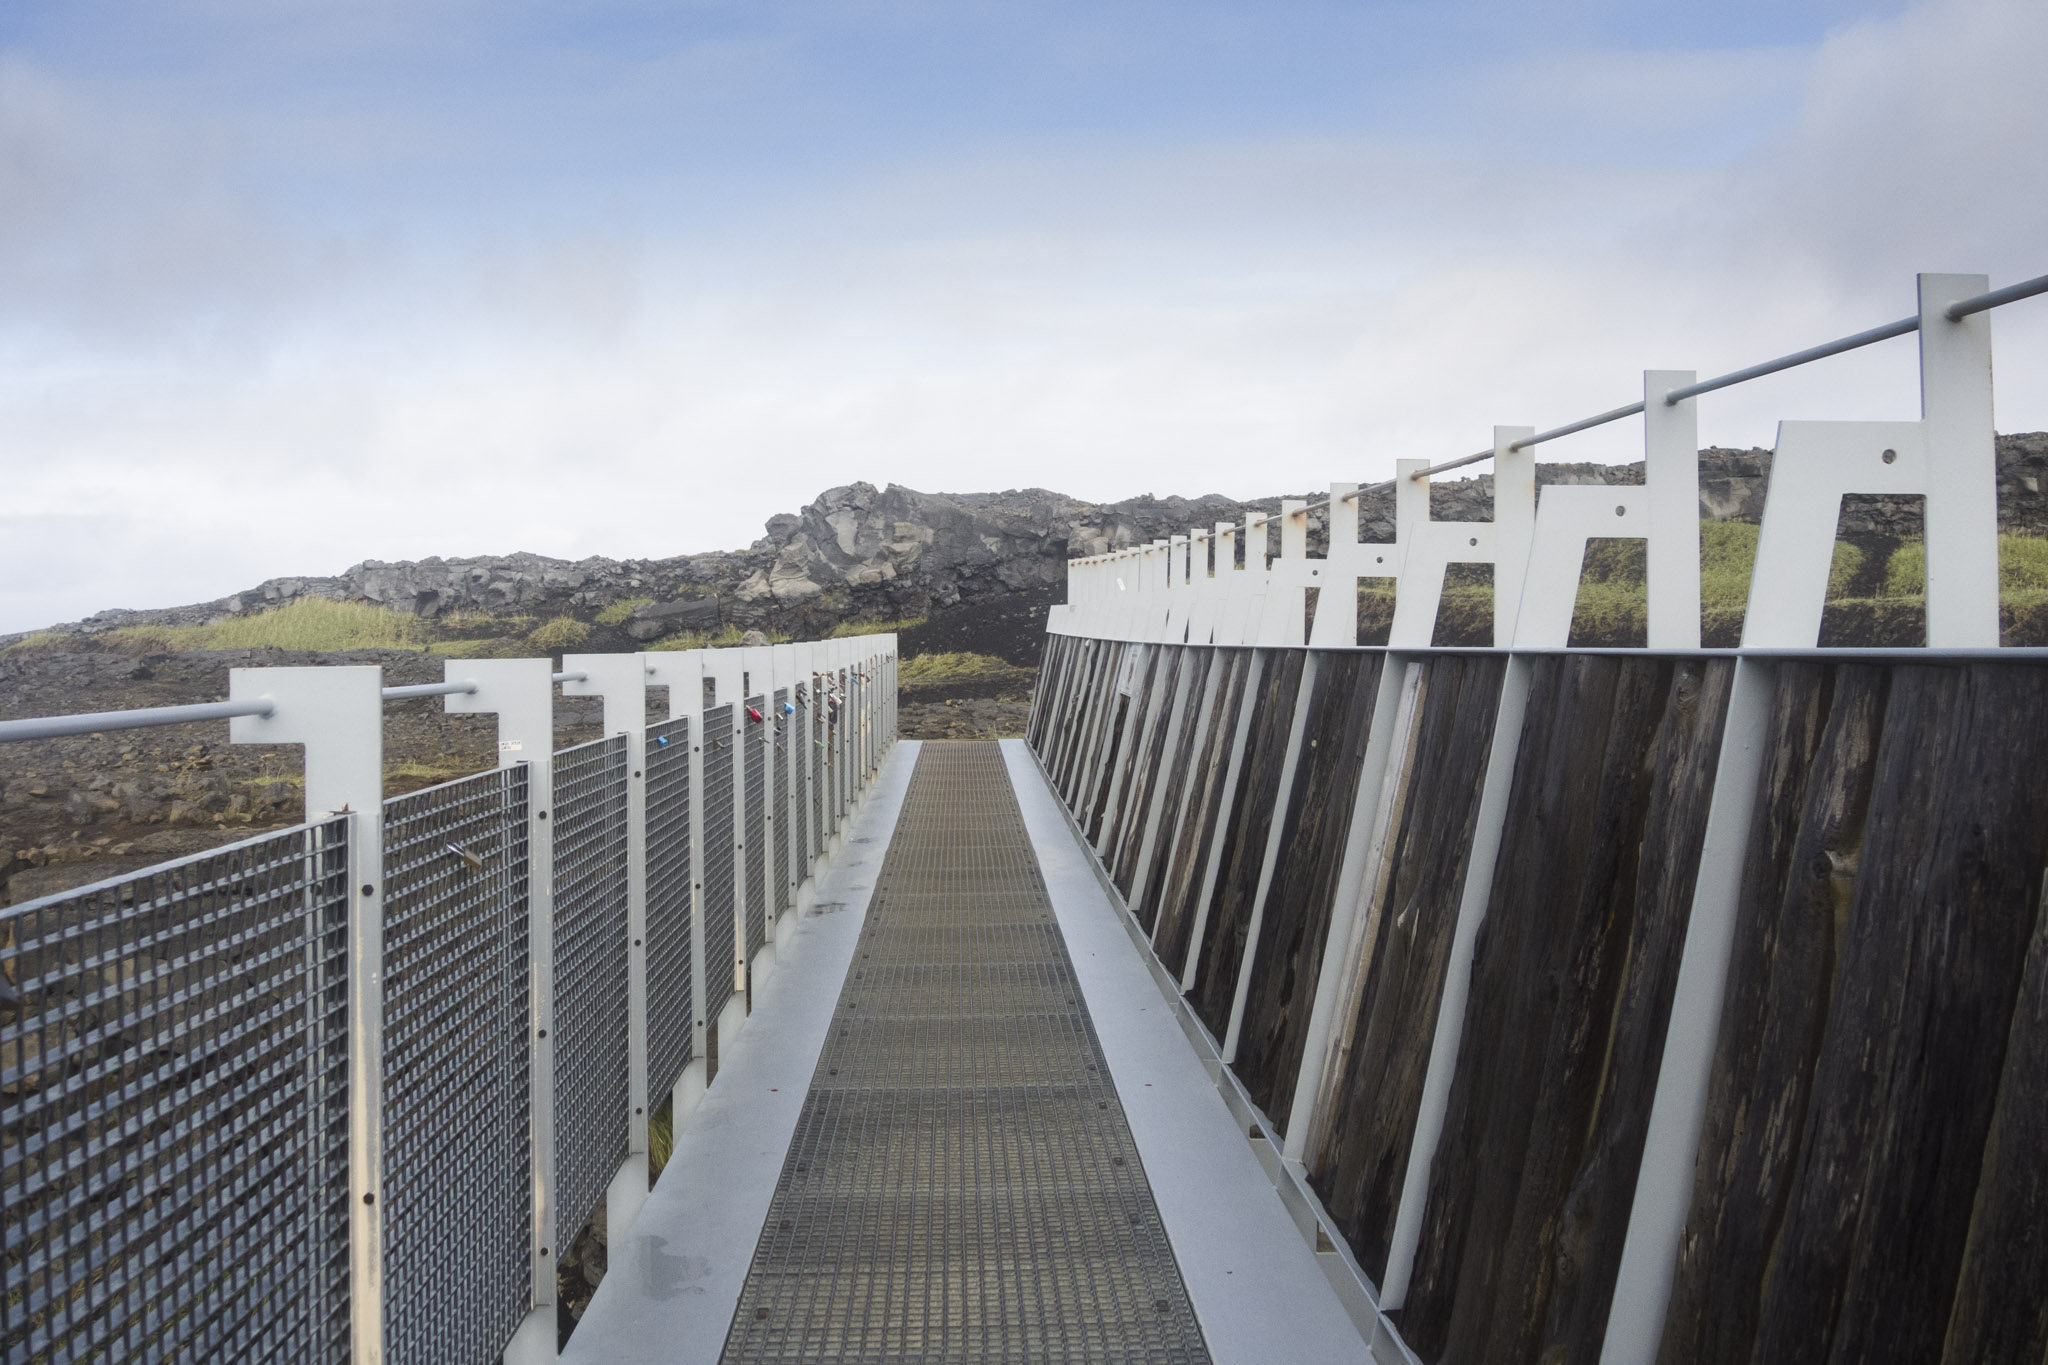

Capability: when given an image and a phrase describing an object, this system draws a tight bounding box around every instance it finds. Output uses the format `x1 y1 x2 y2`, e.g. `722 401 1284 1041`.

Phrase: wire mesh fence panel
380 766 532 1365
701 704 737 1026
772 688 791 920
1 821 353 1365
551 734 631 1249
810 686 825 856
645 716 695 1100
794 696 811 869
744 695 767 963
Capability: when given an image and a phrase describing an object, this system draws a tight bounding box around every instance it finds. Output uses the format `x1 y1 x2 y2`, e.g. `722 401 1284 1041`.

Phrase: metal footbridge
9 266 2048 1365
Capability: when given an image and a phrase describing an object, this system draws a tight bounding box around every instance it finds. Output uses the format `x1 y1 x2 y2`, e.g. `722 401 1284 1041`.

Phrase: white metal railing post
558 654 653 1246
437 657 558 1363
698 646 749 1041
771 643 802 932
1389 430 1534 648
1742 274 1998 649
1918 272 2001 644
739 643 778 989
228 666 386 1365
644 650 712 1132
1512 380 1701 649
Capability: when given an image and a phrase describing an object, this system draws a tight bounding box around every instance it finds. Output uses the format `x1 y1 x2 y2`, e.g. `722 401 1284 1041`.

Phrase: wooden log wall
1308 653 1507 1282
1189 648 1307 1042
1393 655 1732 1363
1231 651 1383 1126
1656 661 2048 1365
1027 639 2048 1365
1151 650 1254 979
1132 648 1214 935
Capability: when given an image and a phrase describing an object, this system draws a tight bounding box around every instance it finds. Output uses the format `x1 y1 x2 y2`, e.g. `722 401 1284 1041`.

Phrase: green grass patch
827 617 925 638
899 652 1034 688
0 630 72 656
595 597 652 626
525 616 590 651
78 598 436 654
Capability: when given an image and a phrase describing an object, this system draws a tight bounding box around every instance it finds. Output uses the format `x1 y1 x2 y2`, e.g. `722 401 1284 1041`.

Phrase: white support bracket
559 653 654 1247
1390 428 1535 648
1515 374 1701 649
228 665 386 1365
437 657 559 1364
1744 273 1998 648
643 650 712 1137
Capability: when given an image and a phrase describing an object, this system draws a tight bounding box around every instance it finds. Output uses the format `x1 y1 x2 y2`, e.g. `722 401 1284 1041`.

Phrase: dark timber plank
1231 652 1381 1128
1153 652 1252 982
1189 650 1306 1042
1310 654 1507 1283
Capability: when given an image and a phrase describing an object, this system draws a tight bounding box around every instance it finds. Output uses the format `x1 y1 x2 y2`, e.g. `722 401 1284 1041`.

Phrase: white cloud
2 0 2046 633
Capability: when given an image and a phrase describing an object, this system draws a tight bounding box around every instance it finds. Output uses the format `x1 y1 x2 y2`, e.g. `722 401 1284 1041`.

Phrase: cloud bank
1 0 2043 632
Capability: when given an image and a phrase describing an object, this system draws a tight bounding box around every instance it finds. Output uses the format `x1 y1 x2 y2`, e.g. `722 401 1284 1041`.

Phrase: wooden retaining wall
1029 639 2048 1365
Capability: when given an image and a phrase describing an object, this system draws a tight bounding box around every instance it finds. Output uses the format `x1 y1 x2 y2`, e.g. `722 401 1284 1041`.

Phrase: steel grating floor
720 742 1213 1364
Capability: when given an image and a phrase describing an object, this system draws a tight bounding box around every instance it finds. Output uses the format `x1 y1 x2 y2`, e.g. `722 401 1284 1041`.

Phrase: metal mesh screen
381 767 531 1364
2 821 353 1365
646 716 695 1100
551 734 631 1248
773 688 792 919
795 695 812 865
702 703 738 1025
745 695 768 963
810 686 825 855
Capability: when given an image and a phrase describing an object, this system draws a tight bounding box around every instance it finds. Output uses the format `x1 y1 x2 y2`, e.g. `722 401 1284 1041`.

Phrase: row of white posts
1054 272 2001 654
1029 273 2035 1364
220 636 894 1363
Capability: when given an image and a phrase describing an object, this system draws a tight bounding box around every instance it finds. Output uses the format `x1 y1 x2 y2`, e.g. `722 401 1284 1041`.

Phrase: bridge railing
0 636 896 1365
1029 269 2048 1365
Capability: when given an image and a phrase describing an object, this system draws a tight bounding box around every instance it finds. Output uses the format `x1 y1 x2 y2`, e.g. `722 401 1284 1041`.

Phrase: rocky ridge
19 436 2045 663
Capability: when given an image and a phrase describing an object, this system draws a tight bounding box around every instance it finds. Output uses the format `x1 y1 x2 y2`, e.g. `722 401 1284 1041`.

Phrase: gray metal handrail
0 698 275 743
1229 270 2048 515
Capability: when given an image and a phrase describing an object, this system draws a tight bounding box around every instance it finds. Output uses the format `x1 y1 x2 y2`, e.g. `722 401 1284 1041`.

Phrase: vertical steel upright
558 655 653 1246
228 666 388 1365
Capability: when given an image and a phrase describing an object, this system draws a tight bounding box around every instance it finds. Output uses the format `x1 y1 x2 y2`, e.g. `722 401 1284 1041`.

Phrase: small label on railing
500 740 524 753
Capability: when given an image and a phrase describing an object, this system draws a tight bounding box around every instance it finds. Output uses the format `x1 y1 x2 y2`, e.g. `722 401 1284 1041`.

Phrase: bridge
6 268 2048 1365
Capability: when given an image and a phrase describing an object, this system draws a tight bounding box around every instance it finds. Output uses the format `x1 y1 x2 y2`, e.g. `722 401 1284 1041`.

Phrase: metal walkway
719 742 1210 1363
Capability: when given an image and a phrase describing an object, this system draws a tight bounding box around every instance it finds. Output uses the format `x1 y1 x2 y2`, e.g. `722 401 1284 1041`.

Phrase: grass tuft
525 616 591 651
899 652 1033 687
595 597 651 626
67 598 437 654
827 617 925 638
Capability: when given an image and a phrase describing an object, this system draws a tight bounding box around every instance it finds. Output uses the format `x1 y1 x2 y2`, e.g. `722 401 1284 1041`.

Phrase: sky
2 0 2045 633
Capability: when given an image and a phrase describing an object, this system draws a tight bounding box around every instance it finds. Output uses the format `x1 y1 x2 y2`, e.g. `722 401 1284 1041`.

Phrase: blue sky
2 0 2043 631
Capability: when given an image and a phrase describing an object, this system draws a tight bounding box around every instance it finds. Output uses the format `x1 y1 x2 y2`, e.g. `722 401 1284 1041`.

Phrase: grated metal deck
720 742 1212 1364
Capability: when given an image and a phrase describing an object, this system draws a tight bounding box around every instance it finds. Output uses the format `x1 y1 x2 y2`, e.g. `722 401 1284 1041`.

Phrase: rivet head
1615 504 1627 517
363 1192 375 1206
360 884 374 897
1882 447 1898 464
1468 536 1478 547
